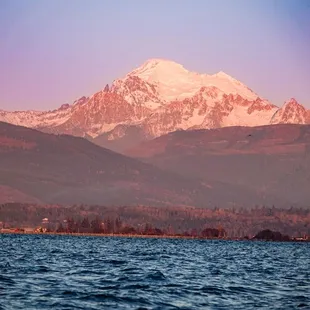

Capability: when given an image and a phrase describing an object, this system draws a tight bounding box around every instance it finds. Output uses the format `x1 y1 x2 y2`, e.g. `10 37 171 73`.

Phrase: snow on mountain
120 58 259 103
111 75 163 110
270 98 308 125
0 96 90 130
0 105 72 128
140 87 279 137
140 86 223 137
221 96 278 128
0 110 42 127
0 59 309 147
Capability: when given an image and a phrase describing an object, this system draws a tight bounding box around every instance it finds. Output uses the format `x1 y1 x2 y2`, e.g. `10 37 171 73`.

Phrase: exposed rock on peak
59 103 70 110
271 98 308 124
248 98 277 114
104 84 110 92
284 98 299 106
73 96 88 106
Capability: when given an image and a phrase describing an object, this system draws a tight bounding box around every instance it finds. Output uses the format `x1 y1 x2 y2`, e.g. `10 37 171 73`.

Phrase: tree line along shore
0 203 309 241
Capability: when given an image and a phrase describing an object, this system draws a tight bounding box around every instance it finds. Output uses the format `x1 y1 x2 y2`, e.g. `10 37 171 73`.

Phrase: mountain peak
270 98 307 124
214 71 232 78
59 103 71 111
128 58 188 81
143 58 177 65
213 71 239 83
282 98 306 113
121 59 258 102
73 96 88 106
283 98 300 107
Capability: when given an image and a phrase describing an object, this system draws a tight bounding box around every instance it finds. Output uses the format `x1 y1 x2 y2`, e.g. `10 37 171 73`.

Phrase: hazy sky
0 0 309 111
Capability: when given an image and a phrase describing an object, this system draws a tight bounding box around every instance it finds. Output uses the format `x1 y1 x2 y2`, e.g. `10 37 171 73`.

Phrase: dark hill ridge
127 124 310 207
0 121 273 207
127 124 310 157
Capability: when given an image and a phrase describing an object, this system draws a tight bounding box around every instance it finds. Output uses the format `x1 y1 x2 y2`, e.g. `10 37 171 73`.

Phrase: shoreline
0 231 224 240
0 231 309 242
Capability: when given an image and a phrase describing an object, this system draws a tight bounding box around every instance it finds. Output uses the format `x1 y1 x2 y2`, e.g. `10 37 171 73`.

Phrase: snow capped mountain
0 96 91 131
0 109 42 127
0 59 309 149
0 104 73 128
270 98 308 125
121 58 258 102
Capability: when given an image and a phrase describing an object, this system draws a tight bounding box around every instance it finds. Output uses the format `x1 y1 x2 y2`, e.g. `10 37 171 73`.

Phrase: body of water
0 234 309 309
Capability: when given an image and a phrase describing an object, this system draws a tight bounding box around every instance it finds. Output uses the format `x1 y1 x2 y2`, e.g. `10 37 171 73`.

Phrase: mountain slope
127 124 310 207
0 121 273 208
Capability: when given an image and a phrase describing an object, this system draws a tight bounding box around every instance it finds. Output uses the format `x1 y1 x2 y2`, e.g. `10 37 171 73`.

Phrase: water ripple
0 234 309 309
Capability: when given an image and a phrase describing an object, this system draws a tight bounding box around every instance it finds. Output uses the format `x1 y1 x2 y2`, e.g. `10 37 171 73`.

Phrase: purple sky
0 0 309 111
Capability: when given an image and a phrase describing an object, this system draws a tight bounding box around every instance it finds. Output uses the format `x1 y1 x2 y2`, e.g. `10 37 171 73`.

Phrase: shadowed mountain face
0 121 277 208
0 122 195 206
127 124 310 207
92 124 150 153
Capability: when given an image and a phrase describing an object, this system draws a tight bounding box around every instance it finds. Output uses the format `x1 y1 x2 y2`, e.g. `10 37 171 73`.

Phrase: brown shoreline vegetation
0 203 309 242
0 231 309 242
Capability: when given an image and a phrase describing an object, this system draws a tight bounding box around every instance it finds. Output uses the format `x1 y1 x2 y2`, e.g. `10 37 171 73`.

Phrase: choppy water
0 235 309 310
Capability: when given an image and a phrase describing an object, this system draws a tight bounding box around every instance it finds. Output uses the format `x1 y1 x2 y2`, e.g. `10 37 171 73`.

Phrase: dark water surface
0 235 309 309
